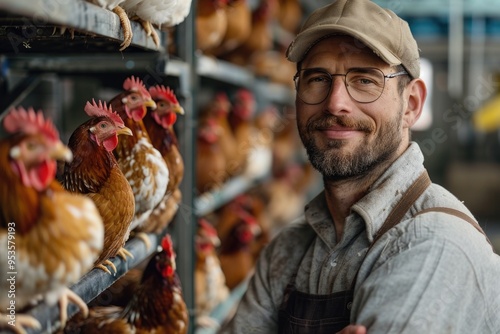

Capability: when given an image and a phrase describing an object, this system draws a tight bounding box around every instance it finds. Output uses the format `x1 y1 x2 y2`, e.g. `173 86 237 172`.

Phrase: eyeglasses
293 67 409 105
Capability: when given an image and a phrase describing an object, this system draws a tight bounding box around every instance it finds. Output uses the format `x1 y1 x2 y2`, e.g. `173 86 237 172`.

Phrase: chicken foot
58 287 89 328
0 313 41 334
112 6 133 51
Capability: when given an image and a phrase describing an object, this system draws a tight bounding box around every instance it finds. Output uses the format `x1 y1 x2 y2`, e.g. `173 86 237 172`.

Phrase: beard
299 109 404 181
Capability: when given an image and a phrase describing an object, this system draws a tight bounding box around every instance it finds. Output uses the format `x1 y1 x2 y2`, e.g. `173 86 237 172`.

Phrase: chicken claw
0 313 41 334
117 247 134 261
112 6 133 51
139 20 160 49
135 232 152 251
58 288 89 327
95 260 118 275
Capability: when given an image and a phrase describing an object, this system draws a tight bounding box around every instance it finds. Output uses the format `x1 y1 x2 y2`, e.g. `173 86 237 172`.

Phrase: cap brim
286 25 402 67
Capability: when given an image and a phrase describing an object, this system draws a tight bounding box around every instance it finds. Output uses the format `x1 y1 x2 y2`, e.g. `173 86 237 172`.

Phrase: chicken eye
25 140 39 151
157 101 166 108
100 123 108 129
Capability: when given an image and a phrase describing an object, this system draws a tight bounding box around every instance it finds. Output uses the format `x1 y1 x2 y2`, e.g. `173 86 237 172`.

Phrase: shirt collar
351 142 426 243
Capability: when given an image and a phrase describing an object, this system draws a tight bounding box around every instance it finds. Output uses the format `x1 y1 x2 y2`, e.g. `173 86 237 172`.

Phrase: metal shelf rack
0 0 198 333
0 0 160 53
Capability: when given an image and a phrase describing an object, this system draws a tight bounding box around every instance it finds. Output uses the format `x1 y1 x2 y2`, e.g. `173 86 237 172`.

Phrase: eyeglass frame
293 67 409 105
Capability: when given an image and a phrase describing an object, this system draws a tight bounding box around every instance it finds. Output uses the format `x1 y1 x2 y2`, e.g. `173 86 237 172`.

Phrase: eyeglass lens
295 68 389 104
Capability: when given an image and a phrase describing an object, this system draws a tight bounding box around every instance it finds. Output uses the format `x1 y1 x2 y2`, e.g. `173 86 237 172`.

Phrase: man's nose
325 75 351 108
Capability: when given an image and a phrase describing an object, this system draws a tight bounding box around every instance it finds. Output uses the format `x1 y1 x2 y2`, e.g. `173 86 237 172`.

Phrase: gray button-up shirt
220 142 500 333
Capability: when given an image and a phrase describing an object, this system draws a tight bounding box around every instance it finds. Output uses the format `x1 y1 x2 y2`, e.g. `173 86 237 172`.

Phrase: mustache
309 115 375 133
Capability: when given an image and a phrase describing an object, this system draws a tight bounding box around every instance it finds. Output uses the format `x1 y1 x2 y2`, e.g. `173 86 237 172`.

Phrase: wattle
30 160 56 191
131 107 146 121
161 113 177 128
103 135 119 152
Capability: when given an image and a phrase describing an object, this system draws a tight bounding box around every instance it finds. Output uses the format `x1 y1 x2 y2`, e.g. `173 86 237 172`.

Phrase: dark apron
278 171 432 333
277 170 492 333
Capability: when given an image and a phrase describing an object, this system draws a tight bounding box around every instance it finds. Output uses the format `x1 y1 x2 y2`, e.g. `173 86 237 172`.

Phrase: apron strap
372 170 432 244
351 170 431 289
414 207 493 247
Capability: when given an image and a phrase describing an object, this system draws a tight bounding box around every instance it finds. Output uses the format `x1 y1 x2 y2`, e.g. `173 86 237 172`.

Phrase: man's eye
359 77 375 84
307 75 329 84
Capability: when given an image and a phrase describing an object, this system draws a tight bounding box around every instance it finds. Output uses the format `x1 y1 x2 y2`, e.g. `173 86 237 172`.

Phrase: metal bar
5 54 166 73
169 1 197 333
448 0 464 98
0 73 41 119
194 173 271 217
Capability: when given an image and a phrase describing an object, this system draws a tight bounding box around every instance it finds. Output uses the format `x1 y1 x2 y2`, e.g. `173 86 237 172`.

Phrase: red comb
199 218 218 237
161 234 174 257
235 88 254 101
123 76 150 98
149 85 179 104
84 99 124 127
4 107 59 142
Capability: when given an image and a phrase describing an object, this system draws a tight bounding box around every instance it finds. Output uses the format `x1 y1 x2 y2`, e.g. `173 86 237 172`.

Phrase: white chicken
121 0 193 48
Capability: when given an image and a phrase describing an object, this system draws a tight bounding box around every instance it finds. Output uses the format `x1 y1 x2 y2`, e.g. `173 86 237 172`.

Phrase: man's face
295 35 409 181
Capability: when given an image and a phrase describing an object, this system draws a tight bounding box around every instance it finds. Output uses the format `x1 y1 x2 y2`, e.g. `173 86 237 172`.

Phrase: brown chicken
110 76 170 238
0 107 104 333
278 0 302 34
206 0 252 57
195 218 230 328
138 85 185 234
136 85 184 233
62 100 135 274
265 162 316 235
146 85 185 195
216 199 262 289
221 0 278 66
64 234 189 334
228 88 257 176
196 115 228 194
233 192 271 262
196 0 229 52
201 91 240 178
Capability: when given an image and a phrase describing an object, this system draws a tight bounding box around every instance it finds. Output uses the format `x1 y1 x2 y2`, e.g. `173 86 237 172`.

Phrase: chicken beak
117 126 133 136
145 99 157 110
175 105 185 115
50 141 73 162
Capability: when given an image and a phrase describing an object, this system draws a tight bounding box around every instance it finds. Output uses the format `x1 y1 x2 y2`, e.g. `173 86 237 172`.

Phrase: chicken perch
0 107 104 333
62 100 136 275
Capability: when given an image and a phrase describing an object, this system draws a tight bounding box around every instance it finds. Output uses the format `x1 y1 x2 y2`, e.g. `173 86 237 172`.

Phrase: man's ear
403 78 427 128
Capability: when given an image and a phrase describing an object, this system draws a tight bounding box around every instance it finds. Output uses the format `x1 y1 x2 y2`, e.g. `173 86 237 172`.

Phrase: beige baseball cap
286 0 420 78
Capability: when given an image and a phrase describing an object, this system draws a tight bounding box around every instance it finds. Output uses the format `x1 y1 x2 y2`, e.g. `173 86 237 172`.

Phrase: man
219 0 500 333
